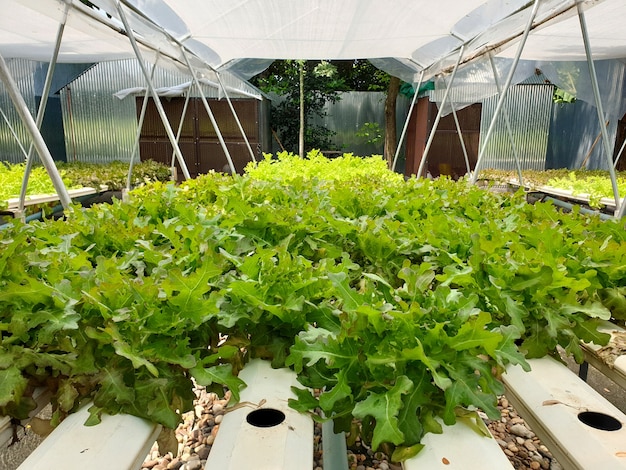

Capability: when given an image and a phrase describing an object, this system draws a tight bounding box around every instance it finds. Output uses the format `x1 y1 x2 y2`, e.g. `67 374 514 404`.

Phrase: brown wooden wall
137 97 264 179
405 97 482 179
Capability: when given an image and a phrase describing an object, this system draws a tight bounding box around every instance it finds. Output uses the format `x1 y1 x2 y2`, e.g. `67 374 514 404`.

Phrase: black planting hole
577 411 622 431
246 408 286 428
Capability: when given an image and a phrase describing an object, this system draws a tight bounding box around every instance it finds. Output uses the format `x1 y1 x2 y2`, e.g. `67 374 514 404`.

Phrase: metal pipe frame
614 139 626 169
115 1 191 180
417 45 465 179
181 48 236 174
126 59 159 191
471 0 540 184
17 1 71 213
440 75 471 176
451 104 471 176
0 106 29 160
488 53 524 186
170 86 192 170
114 0 255 169
576 2 622 217
0 53 72 211
392 70 424 172
215 71 256 163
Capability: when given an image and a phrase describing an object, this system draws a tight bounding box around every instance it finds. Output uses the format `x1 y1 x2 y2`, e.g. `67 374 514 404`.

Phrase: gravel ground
5 352 625 470
485 396 562 470
137 385 561 470
0 387 563 470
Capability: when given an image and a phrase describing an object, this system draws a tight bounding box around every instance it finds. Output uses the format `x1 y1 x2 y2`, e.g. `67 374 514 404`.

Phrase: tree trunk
299 61 305 158
384 76 401 169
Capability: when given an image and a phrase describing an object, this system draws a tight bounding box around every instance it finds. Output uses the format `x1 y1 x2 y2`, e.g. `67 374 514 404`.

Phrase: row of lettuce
1 151 625 461
0 160 172 210
479 168 626 208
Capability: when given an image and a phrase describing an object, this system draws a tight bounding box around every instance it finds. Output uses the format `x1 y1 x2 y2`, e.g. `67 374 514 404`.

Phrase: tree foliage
252 61 343 152
251 60 392 153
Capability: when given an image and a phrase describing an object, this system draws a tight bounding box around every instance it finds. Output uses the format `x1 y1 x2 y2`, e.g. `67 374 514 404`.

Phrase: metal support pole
614 139 626 169
170 86 192 169
115 1 191 180
0 53 72 211
180 48 236 174
216 71 256 163
417 45 465 179
126 60 159 191
579 361 589 382
392 70 424 172
441 75 472 176
488 53 524 185
471 0 540 184
451 105 471 176
18 1 70 213
0 106 29 160
577 2 622 216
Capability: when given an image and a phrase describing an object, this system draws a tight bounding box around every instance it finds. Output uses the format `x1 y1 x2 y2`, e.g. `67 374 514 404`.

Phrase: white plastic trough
5 187 99 210
8 353 626 470
402 417 514 470
15 404 161 470
503 356 626 470
204 359 314 469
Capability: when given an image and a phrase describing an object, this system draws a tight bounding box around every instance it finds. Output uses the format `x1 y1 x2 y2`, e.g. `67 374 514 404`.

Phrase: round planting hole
578 411 622 431
246 408 286 428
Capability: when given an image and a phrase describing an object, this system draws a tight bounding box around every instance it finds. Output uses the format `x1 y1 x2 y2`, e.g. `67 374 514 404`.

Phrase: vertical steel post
115 1 191 180
417 45 465 178
488 53 524 185
471 0 540 184
392 70 424 172
0 53 72 211
576 2 622 216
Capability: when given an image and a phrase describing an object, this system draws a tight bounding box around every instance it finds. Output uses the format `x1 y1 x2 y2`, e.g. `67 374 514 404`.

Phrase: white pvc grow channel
204 359 314 470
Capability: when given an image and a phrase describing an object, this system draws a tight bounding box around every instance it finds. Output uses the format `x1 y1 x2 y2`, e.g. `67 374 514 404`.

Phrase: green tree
252 59 402 165
334 61 401 167
252 60 345 154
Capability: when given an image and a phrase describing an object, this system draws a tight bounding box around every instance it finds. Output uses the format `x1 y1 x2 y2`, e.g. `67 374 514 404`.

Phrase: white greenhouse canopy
1 0 625 80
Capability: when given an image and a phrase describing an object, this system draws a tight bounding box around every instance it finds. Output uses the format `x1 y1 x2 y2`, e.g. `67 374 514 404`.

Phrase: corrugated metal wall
0 59 37 163
479 84 553 171
60 59 263 164
310 91 410 156
547 98 618 170
61 60 181 163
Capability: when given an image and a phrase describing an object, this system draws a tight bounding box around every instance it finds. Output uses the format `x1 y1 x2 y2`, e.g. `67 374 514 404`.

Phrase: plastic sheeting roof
2 0 625 83
1 0 137 63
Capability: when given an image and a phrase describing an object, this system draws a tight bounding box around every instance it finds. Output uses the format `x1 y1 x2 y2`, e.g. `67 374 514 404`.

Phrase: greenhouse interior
2 1 626 469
